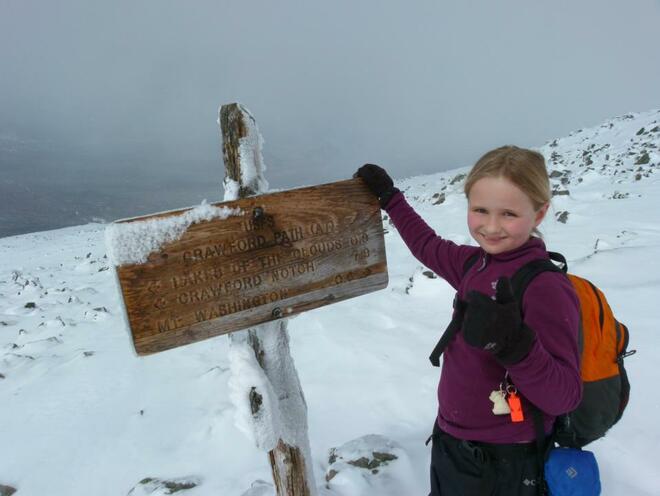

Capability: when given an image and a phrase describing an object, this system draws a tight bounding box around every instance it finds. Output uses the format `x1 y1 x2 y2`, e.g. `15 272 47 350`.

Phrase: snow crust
218 103 269 195
228 323 312 452
223 177 241 202
105 202 242 266
237 106 269 194
228 330 283 451
324 435 417 495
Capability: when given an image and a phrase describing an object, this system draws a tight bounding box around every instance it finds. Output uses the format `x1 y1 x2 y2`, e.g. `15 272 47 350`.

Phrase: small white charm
489 390 511 415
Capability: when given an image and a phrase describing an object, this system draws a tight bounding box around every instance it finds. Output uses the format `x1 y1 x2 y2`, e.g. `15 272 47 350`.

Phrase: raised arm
385 193 478 289
355 164 478 289
355 164 477 289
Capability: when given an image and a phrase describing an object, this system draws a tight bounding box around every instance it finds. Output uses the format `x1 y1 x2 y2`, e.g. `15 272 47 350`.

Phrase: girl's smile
467 176 548 255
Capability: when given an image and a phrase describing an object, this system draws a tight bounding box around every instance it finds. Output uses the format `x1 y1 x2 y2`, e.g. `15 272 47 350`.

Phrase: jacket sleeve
384 191 479 290
507 271 582 415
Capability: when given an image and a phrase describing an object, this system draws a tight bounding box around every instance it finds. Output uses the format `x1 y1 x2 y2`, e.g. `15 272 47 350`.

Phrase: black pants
429 423 544 496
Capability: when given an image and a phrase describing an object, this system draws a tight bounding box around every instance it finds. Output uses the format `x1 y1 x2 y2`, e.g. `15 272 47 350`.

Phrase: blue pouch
544 448 601 495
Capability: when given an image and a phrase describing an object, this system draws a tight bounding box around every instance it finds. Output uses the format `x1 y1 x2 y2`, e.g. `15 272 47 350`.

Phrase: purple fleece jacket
385 191 582 443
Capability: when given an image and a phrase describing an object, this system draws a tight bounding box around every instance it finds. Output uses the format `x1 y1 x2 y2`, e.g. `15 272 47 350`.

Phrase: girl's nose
484 216 500 233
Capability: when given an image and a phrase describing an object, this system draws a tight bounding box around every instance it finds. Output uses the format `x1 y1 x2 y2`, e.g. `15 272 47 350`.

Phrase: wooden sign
110 178 388 355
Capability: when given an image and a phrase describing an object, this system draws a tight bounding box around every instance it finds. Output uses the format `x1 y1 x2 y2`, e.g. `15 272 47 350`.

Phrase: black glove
462 277 535 365
354 163 399 208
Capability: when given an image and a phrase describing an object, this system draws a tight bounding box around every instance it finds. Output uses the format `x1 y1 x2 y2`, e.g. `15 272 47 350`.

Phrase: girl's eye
473 208 487 214
503 212 517 217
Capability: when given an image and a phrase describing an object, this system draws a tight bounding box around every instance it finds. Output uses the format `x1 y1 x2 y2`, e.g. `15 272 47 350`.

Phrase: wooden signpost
112 178 388 355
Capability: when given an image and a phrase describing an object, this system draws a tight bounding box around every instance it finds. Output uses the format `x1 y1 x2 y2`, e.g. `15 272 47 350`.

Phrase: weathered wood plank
112 178 388 355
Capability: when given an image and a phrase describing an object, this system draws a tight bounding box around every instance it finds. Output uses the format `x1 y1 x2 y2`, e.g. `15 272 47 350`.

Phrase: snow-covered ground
1 110 659 495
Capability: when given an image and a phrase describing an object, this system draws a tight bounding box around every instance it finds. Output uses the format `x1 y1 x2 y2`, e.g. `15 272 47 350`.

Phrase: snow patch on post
218 103 269 198
223 178 241 202
105 202 242 266
237 105 269 193
259 322 311 448
228 335 282 451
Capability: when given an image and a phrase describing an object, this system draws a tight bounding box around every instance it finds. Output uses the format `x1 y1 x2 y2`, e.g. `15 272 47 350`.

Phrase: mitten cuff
379 187 400 208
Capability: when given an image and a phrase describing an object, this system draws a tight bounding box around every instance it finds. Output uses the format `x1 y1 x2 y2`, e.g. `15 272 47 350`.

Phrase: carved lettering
193 289 289 320
259 254 282 269
274 226 304 247
157 316 184 333
242 216 275 232
290 240 343 259
334 272 357 285
235 235 267 252
353 247 370 263
308 221 336 236
309 239 343 256
182 235 268 264
230 260 250 274
242 219 254 232
271 261 316 282
153 297 168 309
176 275 264 305
350 232 369 246
170 267 224 290
182 244 224 264
147 280 162 294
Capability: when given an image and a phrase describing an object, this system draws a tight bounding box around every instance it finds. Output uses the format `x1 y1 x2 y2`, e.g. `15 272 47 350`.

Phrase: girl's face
467 176 549 255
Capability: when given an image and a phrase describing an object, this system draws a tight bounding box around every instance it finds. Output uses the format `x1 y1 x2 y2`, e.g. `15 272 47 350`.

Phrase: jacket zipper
477 254 488 272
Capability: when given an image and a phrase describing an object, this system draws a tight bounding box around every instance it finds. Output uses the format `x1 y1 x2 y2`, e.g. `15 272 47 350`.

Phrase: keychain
490 374 525 422
489 384 511 415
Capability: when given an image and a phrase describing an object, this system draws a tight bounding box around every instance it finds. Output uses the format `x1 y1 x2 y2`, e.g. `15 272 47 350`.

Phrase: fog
1 0 659 237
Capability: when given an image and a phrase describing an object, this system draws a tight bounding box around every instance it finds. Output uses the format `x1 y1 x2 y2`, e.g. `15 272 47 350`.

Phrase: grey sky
1 0 659 235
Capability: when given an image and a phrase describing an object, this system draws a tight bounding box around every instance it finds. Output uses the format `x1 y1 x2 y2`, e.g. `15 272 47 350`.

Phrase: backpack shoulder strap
511 251 569 488
428 252 480 366
547 251 568 273
463 251 481 276
510 255 565 304
428 296 467 366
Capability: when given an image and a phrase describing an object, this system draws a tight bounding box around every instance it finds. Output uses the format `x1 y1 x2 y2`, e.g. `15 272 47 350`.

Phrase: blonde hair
464 145 551 237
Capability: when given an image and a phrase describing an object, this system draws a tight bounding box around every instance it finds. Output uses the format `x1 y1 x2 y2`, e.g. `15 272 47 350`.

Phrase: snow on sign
108 178 388 355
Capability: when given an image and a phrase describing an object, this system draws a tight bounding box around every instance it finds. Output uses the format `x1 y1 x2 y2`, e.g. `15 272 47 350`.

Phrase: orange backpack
511 252 636 447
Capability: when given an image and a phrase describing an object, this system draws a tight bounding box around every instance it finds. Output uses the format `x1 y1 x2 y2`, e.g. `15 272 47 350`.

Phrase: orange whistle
507 392 524 422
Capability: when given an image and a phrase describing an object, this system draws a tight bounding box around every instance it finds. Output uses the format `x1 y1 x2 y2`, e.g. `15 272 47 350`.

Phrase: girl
356 146 582 496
